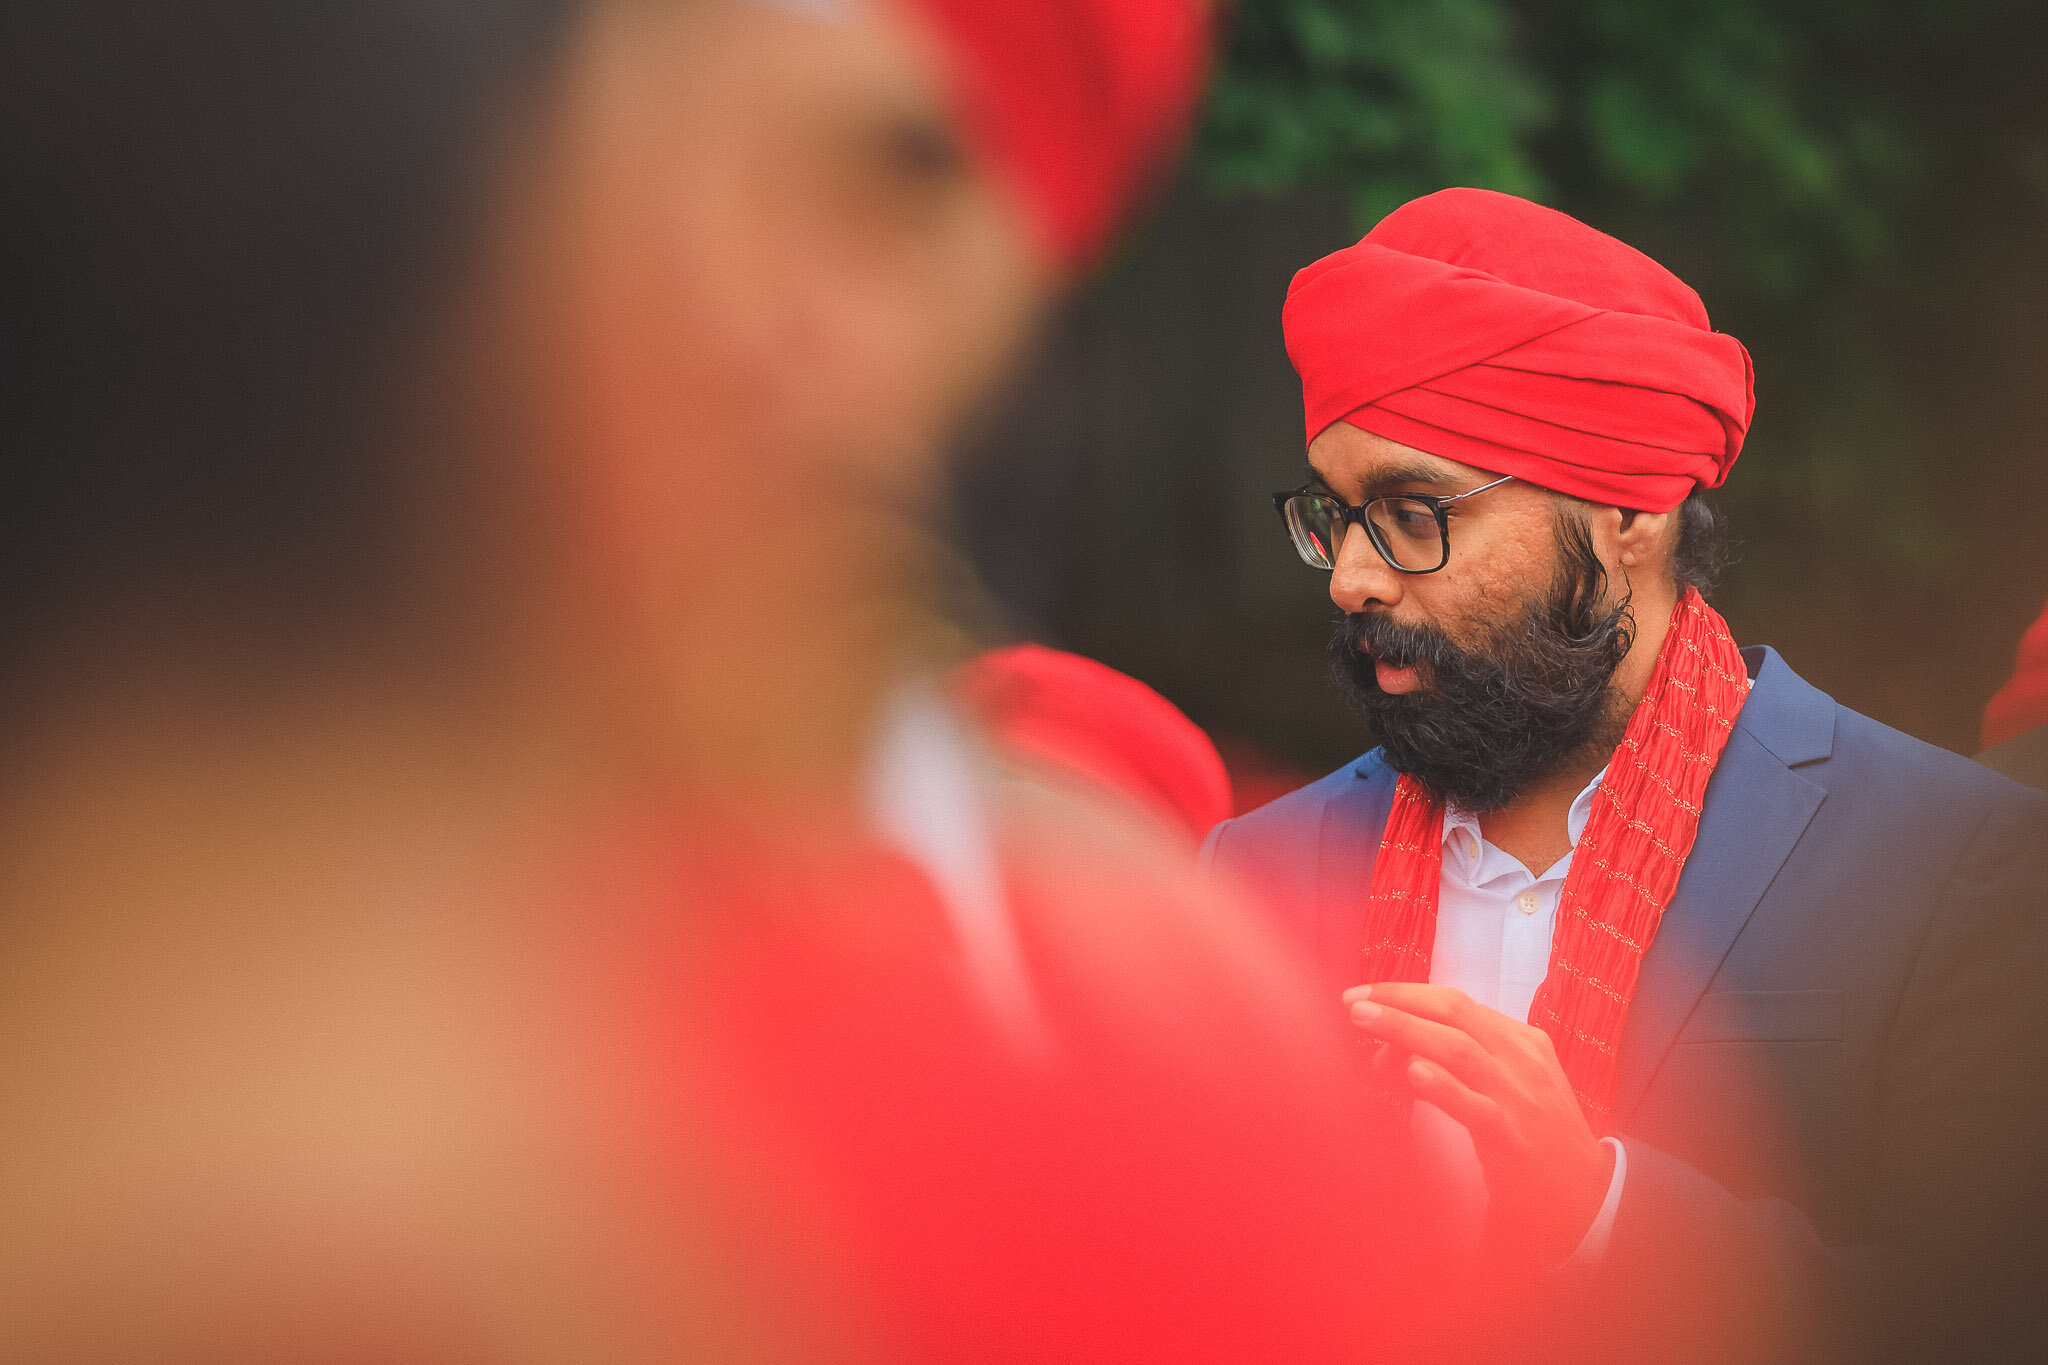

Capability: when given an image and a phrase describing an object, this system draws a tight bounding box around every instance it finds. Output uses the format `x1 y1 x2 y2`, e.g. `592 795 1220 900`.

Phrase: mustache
1334 610 1465 679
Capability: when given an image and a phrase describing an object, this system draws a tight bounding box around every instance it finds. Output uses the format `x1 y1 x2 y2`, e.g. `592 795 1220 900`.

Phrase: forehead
666 0 954 145
1306 423 1493 493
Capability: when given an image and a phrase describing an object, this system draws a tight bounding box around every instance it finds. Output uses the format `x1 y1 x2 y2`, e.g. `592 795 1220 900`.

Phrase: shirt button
1516 891 1540 916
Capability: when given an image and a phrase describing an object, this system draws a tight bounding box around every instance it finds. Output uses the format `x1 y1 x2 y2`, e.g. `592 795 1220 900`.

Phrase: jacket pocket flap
1677 990 1843 1043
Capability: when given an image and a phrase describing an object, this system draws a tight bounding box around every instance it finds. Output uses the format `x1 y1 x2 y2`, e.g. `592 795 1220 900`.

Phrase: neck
1478 573 1680 873
666 515 952 814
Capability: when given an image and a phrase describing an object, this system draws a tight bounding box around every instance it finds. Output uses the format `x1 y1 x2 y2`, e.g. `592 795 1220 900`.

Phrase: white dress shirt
1415 767 1627 1267
863 682 1051 1058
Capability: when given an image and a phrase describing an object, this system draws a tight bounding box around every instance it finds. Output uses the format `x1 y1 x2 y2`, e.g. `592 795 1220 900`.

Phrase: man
1203 187 2048 1358
578 4 1418 1356
4 1 1405 1357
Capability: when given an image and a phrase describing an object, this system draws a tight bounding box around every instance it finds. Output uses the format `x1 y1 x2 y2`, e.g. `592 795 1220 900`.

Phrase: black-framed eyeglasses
1271 474 1515 574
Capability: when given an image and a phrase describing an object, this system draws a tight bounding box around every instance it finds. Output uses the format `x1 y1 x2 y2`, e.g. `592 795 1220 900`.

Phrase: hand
1343 982 1615 1267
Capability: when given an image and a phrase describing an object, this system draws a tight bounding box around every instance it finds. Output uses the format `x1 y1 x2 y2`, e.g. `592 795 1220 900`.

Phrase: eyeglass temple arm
1437 473 1515 505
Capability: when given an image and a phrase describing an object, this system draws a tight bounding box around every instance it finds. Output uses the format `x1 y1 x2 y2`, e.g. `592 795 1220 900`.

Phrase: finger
1405 1055 1503 1138
1349 999 1507 1097
1360 987 1579 1104
1356 983 1524 1051
1354 1034 1410 1087
1366 1040 1410 1090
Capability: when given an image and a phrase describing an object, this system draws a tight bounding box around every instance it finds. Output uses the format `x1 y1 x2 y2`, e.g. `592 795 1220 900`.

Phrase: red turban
956 644 1232 844
1985 599 2048 748
900 0 1212 269
1283 188 1756 512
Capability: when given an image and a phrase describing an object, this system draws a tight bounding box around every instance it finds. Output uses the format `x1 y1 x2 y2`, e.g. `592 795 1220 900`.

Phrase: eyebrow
1304 460 1465 501
1362 462 1462 497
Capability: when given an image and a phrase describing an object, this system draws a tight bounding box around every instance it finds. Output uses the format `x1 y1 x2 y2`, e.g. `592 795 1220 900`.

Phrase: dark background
949 0 2048 796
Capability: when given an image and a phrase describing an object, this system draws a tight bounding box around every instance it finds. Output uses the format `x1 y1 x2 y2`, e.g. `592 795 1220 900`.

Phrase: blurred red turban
1283 188 1756 513
901 0 1212 269
956 644 1232 844
1985 600 2048 748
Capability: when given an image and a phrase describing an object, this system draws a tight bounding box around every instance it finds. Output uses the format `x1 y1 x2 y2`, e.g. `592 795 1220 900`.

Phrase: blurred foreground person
576 2 1408 1358
956 643 1233 845
1980 599 2048 788
1204 189 2048 1361
4 1 1403 1359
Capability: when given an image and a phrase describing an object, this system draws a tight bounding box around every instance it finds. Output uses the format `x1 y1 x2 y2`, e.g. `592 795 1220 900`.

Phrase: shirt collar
1440 765 1608 878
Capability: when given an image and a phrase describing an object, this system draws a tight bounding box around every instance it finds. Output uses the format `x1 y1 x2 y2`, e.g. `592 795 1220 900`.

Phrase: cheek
1412 526 1558 630
776 198 1042 487
922 187 1046 392
1398 575 1496 642
528 186 781 644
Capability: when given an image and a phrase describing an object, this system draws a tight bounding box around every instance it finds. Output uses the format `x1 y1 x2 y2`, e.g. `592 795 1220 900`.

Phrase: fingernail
1354 986 1373 1002
1407 1058 1431 1086
1351 1001 1381 1023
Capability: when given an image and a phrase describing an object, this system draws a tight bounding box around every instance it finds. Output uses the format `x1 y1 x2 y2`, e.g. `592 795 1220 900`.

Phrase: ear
1589 505 1675 578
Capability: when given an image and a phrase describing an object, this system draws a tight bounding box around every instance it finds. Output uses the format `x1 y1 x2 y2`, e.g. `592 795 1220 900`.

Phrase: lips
1356 632 1427 695
1373 657 1423 695
1341 611 1447 697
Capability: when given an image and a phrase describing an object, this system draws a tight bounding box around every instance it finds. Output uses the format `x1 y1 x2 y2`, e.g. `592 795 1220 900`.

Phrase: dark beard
1328 516 1636 814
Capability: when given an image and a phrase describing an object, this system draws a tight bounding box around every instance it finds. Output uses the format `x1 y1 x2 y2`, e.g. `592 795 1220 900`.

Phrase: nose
1329 522 1405 615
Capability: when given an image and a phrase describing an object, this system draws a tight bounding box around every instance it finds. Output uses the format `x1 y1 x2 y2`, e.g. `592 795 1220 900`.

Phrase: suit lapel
1315 756 1398 995
1612 650 1832 1124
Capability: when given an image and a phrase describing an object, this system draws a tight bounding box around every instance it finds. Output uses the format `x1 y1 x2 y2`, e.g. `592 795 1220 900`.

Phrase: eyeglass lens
1365 498 1446 570
1281 496 1339 569
1282 495 1445 572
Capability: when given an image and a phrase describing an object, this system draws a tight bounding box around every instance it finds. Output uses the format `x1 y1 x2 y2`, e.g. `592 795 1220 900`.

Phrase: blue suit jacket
1204 647 2048 1352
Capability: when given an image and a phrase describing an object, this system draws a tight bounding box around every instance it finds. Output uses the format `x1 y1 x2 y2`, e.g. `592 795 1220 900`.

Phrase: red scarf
1360 588 1749 1131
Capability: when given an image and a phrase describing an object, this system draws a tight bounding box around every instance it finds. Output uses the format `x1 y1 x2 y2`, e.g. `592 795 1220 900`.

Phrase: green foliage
1201 0 1550 225
1193 0 2048 582
1196 0 1948 291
